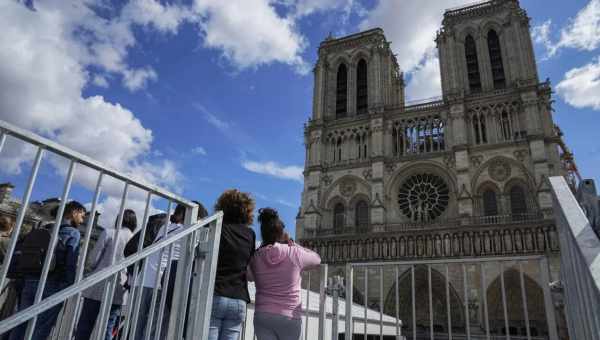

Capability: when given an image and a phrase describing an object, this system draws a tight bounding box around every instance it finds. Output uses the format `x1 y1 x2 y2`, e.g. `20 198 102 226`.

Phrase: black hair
170 203 186 224
192 200 209 220
258 207 285 247
118 209 137 232
64 201 86 217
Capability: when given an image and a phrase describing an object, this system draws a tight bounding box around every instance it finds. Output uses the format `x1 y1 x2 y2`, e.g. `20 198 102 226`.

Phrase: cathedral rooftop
318 27 385 48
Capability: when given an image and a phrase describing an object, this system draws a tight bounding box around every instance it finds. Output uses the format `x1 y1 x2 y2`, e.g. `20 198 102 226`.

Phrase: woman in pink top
249 208 321 340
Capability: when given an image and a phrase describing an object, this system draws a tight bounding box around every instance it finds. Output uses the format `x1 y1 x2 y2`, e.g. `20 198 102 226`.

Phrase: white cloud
242 160 303 182
202 111 229 132
276 198 297 208
405 51 442 101
122 67 158 91
0 1 185 225
551 0 600 55
359 0 471 73
556 57 600 110
193 0 309 74
531 19 552 47
93 75 109 88
192 146 207 155
122 0 192 34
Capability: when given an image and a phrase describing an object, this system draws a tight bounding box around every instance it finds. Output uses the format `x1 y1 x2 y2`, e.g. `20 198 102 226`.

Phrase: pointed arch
356 58 368 114
354 200 369 229
333 202 345 230
487 29 506 89
336 63 348 118
465 34 482 93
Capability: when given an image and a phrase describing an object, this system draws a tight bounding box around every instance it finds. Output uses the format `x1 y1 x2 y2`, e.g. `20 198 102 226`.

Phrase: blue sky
0 0 599 239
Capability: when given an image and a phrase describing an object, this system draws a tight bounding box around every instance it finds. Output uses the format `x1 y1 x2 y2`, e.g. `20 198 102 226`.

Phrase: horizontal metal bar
0 120 194 206
347 255 544 267
0 211 223 334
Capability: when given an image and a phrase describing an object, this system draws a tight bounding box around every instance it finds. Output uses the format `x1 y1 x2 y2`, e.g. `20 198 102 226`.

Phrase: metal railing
549 176 600 340
0 119 224 339
337 256 559 340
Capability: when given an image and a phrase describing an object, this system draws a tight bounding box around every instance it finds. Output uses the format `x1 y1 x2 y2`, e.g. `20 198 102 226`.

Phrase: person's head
0 216 13 234
84 211 101 227
214 189 255 226
192 200 209 220
118 209 137 232
64 201 86 226
170 203 186 224
258 207 285 246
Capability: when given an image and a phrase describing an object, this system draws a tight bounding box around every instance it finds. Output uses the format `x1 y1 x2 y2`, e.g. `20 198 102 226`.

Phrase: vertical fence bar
331 277 339 340
146 200 173 340
539 257 559 340
364 268 368 340
187 212 223 340
412 265 416 340
463 264 471 340
480 263 490 340
64 172 104 337
445 264 452 340
122 191 152 339
395 266 400 340
304 271 311 340
317 264 328 340
0 132 7 154
0 147 44 291
518 262 531 340
94 182 129 340
24 160 76 340
167 203 199 339
154 243 175 340
379 266 383 340
428 265 433 340
346 264 354 340
499 262 510 340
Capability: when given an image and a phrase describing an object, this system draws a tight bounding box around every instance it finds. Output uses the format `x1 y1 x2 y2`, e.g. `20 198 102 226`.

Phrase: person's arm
65 229 81 284
292 244 321 270
246 264 255 282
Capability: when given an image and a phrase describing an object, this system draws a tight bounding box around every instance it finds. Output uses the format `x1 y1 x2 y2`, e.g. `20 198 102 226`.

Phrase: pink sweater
248 243 321 319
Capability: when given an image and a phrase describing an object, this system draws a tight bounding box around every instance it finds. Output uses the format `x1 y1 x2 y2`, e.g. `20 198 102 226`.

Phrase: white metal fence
549 176 600 340
0 119 223 340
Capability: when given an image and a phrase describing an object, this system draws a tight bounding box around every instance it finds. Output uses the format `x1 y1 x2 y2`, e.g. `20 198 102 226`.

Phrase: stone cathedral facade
296 0 569 338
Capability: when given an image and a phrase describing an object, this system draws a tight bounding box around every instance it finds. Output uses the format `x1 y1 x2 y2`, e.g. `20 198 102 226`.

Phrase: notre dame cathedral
297 0 570 338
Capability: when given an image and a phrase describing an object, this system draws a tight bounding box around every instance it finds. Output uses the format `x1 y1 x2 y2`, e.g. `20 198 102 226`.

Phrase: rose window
398 174 449 222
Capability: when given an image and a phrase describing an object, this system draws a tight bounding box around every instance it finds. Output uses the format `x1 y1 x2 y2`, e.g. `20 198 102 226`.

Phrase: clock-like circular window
398 173 449 222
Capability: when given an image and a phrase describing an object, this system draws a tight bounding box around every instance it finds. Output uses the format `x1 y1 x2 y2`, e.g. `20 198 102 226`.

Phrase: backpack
8 227 65 278
124 213 167 278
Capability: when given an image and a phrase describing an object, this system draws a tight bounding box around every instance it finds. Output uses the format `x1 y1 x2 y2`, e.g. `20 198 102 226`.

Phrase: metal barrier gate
0 119 223 340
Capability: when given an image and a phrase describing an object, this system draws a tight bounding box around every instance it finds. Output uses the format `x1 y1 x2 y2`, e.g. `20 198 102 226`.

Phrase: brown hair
0 216 12 233
214 189 255 225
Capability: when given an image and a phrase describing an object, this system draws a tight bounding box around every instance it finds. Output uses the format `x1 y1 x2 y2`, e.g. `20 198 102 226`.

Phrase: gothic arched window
465 35 482 93
482 189 499 216
510 185 528 216
356 59 368 114
336 138 342 162
336 64 348 118
487 30 506 89
355 200 369 229
334 203 345 230
501 111 512 140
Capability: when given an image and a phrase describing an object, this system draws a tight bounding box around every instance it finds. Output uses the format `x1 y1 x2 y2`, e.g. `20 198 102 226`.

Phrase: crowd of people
0 189 321 340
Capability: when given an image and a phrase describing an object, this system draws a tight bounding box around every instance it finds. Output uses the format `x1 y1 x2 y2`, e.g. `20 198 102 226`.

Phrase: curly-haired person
208 189 256 340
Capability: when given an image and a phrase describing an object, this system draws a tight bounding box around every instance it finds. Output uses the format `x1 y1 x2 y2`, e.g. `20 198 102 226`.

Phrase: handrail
0 119 194 205
0 211 223 334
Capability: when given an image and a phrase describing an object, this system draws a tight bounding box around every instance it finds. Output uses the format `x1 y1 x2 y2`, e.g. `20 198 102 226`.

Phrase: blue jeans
9 280 65 340
133 287 159 340
74 298 121 340
208 295 246 340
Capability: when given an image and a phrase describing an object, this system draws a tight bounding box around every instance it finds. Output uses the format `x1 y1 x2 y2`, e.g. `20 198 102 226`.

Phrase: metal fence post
345 264 353 340
318 264 328 340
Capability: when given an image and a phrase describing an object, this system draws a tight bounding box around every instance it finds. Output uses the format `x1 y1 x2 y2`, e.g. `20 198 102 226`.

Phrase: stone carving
470 155 484 167
488 159 511 182
362 168 373 180
321 174 333 186
339 179 357 197
385 161 396 174
443 155 455 169
514 149 528 162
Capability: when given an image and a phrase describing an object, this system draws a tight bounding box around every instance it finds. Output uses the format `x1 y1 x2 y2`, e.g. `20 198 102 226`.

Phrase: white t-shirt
140 223 184 288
